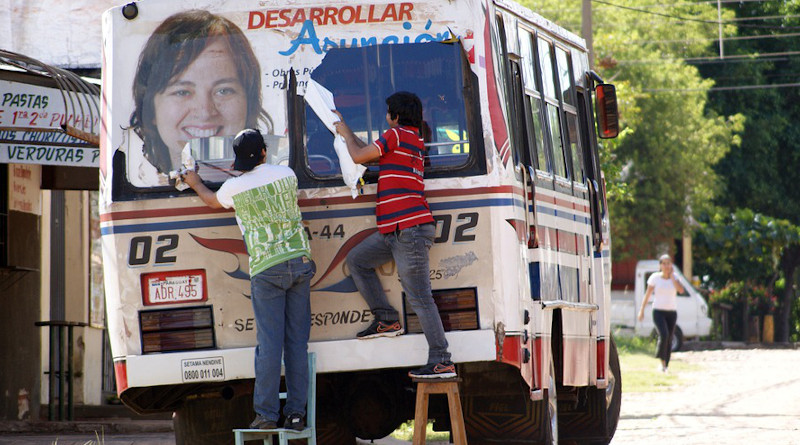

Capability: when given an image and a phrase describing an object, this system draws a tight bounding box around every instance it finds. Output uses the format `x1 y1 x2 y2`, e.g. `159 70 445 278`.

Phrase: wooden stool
412 378 466 445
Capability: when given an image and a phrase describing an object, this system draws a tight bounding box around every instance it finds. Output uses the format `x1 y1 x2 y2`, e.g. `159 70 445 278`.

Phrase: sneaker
283 412 305 431
408 361 457 379
356 320 402 339
249 414 278 430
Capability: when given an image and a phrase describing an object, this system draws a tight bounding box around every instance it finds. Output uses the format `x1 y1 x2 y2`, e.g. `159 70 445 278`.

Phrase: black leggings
653 309 677 366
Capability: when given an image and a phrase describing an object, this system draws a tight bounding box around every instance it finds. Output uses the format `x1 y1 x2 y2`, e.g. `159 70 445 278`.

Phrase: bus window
519 29 536 88
306 42 477 178
538 38 568 179
520 29 548 172
556 48 575 107
555 47 585 185
566 113 585 184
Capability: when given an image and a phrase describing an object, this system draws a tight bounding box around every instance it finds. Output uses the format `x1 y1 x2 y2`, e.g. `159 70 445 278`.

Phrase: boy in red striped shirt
333 92 455 379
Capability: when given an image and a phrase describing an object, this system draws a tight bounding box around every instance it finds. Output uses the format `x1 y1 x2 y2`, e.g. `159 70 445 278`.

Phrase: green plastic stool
233 352 317 445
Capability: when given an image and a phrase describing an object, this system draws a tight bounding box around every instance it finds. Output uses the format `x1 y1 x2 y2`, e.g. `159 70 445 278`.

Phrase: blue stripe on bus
100 217 237 235
529 262 541 301
535 205 590 224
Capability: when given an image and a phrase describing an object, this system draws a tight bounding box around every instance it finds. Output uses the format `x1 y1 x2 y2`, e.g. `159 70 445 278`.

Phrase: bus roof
494 0 588 51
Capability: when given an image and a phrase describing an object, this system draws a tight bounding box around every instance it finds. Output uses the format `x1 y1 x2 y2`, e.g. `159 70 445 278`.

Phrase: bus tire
601 337 622 443
173 389 253 445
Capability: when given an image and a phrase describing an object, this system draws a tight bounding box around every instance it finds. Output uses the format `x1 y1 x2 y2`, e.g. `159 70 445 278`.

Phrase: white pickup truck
611 260 712 350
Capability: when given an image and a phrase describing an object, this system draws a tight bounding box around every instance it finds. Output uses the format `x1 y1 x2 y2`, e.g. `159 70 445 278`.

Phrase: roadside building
0 0 123 421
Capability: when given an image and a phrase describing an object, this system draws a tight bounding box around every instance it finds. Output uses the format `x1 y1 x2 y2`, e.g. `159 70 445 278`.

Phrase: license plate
142 269 207 305
181 356 225 382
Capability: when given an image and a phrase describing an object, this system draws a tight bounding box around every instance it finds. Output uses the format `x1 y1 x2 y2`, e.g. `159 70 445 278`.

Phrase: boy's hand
182 170 202 188
332 110 350 136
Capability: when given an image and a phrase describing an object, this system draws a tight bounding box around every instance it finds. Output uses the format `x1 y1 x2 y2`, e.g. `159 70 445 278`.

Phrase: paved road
611 348 800 445
2 347 797 445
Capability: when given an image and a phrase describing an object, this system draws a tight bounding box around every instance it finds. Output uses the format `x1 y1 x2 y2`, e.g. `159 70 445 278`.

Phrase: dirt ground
611 347 800 445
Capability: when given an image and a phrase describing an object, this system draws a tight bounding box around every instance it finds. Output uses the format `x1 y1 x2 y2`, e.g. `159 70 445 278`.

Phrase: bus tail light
596 338 606 380
404 287 479 333
140 306 215 354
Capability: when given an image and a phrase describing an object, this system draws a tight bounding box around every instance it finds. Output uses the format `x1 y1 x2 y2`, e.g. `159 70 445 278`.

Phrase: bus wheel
317 417 357 444
343 374 408 440
173 389 253 445
603 337 622 442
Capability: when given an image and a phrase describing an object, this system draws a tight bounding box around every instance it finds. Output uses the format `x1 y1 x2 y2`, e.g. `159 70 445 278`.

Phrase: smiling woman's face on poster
151 37 248 165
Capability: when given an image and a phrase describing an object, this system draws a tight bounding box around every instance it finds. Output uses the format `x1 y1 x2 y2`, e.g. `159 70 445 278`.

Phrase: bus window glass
308 42 471 175
574 51 589 87
528 96 548 171
519 29 536 89
566 113 584 183
547 104 567 178
537 38 557 100
556 47 574 106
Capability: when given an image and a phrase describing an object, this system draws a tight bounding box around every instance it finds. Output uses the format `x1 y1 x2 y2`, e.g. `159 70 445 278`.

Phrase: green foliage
392 421 450 441
693 209 800 287
709 281 778 317
523 0 744 259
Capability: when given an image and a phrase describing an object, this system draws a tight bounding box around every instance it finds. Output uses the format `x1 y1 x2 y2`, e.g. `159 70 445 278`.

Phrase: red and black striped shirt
372 125 434 234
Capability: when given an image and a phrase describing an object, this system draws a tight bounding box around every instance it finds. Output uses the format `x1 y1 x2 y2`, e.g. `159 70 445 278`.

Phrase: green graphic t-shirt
216 164 310 277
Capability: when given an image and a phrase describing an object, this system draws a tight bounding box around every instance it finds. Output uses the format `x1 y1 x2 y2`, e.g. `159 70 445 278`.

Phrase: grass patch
615 334 699 393
391 421 450 441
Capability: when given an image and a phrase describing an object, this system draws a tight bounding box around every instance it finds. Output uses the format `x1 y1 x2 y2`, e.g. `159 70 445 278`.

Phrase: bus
100 0 621 443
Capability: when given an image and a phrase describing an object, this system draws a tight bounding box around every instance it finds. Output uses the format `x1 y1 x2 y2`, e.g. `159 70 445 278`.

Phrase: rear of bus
100 0 499 441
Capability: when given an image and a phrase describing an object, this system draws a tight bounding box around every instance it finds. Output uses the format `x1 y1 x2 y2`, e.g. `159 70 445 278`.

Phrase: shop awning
0 49 101 168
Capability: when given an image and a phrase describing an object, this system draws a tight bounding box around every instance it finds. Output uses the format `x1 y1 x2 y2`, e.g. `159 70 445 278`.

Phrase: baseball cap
232 129 265 171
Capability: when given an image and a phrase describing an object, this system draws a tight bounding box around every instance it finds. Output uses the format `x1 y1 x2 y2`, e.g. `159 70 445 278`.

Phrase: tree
523 0 744 260
694 209 800 341
696 1 800 341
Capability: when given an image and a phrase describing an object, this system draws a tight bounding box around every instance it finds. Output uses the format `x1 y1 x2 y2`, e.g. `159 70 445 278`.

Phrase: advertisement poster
0 80 100 167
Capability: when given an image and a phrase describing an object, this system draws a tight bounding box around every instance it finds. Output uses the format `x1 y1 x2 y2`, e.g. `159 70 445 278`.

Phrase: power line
537 0 784 13
614 50 800 65
628 31 800 45
642 82 800 92
590 0 800 30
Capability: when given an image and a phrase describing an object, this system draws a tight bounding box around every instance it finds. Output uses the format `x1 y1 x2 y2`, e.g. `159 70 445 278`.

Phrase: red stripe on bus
100 206 232 222
101 186 528 222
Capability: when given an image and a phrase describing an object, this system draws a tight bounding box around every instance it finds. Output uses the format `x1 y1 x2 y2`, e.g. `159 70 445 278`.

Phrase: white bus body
100 0 620 443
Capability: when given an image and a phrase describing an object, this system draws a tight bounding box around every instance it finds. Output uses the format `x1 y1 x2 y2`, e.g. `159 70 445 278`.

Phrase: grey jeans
346 223 451 364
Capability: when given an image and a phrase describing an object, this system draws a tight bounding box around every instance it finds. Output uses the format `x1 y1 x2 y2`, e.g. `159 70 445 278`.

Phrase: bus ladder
233 352 317 445
412 377 467 445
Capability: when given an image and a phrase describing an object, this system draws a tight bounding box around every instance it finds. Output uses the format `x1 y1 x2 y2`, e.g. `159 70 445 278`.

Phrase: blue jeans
346 223 451 364
653 309 677 366
251 256 315 421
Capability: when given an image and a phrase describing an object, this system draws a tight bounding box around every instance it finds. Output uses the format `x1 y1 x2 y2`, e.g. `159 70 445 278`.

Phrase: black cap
232 129 265 171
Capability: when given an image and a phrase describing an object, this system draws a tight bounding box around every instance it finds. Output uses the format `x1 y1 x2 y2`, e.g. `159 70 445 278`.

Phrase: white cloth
647 272 679 311
303 78 366 198
169 142 198 191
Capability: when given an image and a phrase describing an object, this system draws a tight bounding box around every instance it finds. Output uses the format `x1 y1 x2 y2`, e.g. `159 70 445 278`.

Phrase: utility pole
717 0 724 59
582 0 594 67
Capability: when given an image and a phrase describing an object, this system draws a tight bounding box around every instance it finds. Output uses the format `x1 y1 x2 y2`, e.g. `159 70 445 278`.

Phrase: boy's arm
182 171 223 209
332 111 380 164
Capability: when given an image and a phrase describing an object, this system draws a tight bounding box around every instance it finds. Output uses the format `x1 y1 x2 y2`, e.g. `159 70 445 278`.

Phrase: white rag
303 78 366 198
169 143 197 191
